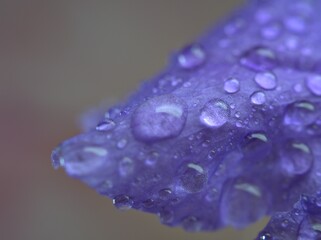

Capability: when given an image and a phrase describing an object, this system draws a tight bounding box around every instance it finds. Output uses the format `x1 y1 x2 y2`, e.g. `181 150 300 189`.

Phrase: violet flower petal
52 0 321 235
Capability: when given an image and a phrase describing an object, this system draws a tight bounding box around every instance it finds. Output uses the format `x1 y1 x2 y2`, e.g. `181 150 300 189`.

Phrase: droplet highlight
251 91 266 105
178 44 206 69
179 163 207 193
113 194 134 210
240 47 277 72
306 75 321 96
224 78 240 94
200 99 230 128
254 72 277 90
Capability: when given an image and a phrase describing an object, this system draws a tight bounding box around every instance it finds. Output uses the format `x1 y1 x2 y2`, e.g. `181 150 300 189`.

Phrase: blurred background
1 1 269 239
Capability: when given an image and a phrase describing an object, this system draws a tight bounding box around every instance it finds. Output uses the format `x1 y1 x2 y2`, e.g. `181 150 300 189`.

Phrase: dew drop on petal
283 101 317 130
306 75 321 96
250 91 266 105
200 99 230 128
119 157 134 177
178 44 206 69
158 209 174 224
220 180 267 228
96 119 116 131
182 216 202 232
261 22 281 40
113 194 134 210
254 72 277 90
280 141 313 176
284 16 307 34
240 47 277 72
131 95 188 142
62 145 108 177
179 163 207 193
224 78 240 94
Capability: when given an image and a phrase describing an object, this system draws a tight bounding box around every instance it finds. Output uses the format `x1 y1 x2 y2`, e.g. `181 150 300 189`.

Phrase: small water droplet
200 99 230 128
254 72 277 90
117 139 127 149
158 188 172 200
240 47 277 72
280 141 313 176
294 83 303 93
242 132 270 158
96 119 116 131
224 78 240 94
132 95 188 142
179 163 207 193
182 216 202 232
145 151 159 166
283 101 317 130
178 44 206 69
158 209 174 224
51 147 64 169
261 22 281 40
113 194 133 210
119 157 134 177
284 15 307 33
259 232 272 240
142 199 154 209
251 91 266 105
281 219 289 228
306 75 321 96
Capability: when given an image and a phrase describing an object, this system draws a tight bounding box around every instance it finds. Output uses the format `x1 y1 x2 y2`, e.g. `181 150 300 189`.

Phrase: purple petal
52 0 321 235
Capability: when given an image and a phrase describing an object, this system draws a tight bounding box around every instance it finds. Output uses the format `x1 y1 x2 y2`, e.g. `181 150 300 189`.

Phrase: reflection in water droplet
200 99 230 128
179 163 207 193
178 44 206 69
280 141 313 176
251 91 266 105
131 95 187 142
224 78 240 94
240 47 277 72
113 194 133 210
254 72 277 90
283 101 316 130
306 75 321 96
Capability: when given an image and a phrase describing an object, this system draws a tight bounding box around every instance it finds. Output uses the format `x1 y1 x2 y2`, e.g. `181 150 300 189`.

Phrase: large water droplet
242 132 270 159
178 44 206 69
200 99 230 128
113 194 133 210
254 72 277 90
224 78 240 94
283 101 317 130
251 91 266 105
240 47 277 72
220 179 267 228
306 75 321 96
179 163 207 193
131 95 188 142
158 188 172 200
280 141 313 176
61 145 108 177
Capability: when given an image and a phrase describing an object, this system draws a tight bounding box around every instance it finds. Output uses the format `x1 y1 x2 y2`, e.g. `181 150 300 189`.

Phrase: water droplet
240 47 277 72
62 145 108 177
220 179 267 228
242 132 270 158
283 101 317 130
178 44 206 69
51 147 64 169
284 16 307 34
113 194 133 210
96 119 115 131
281 219 289 228
179 163 207 193
142 199 154 209
182 216 202 232
224 78 240 94
158 209 174 224
158 188 172 200
97 180 113 194
259 232 272 240
251 91 266 105
306 75 321 96
261 22 281 40
254 72 277 90
119 157 134 177
200 99 230 128
294 83 303 93
117 139 127 149
131 95 187 142
280 141 313 176
145 151 159 166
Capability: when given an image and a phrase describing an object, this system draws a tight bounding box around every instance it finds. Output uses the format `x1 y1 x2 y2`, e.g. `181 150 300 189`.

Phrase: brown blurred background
0 1 268 239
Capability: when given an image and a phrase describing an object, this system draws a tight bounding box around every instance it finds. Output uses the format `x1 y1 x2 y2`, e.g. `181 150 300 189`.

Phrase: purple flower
52 0 321 237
